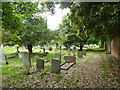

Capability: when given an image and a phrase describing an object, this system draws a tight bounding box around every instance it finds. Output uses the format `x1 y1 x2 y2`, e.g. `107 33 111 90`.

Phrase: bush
48 47 52 51
14 44 19 48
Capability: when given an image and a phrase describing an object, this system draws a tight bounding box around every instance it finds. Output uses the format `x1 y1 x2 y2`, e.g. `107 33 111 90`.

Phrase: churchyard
0 46 119 88
1 2 119 89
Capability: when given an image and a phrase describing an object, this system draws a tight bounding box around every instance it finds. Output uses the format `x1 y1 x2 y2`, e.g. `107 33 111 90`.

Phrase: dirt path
2 53 119 88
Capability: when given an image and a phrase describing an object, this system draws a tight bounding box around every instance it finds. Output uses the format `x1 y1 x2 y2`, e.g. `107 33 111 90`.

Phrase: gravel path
2 53 119 88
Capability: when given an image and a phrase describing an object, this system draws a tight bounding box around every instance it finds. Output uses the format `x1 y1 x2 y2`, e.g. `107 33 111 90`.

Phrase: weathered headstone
21 52 31 67
55 53 61 62
18 53 22 59
51 58 60 73
64 56 76 63
36 58 44 70
0 52 8 65
1 44 3 48
68 48 70 55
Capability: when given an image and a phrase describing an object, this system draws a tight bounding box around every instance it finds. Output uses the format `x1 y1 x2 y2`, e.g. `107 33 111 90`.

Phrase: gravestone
1 44 3 48
77 51 83 58
0 52 8 65
83 50 86 56
36 58 44 70
68 49 70 55
64 56 76 63
55 53 61 62
21 52 31 67
51 58 60 73
18 53 22 59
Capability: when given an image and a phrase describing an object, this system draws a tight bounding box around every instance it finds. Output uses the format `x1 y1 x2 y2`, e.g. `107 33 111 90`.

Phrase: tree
19 16 48 54
2 2 39 41
59 2 120 50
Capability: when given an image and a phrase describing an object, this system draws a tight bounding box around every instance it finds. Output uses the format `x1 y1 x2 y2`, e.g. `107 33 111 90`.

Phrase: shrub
48 47 52 51
14 44 19 48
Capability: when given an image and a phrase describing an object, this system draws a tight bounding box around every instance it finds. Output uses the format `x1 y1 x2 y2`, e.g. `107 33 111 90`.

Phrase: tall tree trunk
43 48 45 54
28 44 32 54
16 47 19 53
79 45 83 51
60 45 61 50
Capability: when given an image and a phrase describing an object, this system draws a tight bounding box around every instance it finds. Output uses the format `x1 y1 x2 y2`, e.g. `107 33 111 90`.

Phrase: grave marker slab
64 56 76 63
21 52 31 67
0 52 8 65
55 53 61 62
68 49 70 55
36 58 44 70
18 53 22 59
51 58 60 73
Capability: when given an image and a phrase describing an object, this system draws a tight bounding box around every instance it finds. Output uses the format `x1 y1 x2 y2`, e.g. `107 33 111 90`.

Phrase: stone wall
111 37 120 58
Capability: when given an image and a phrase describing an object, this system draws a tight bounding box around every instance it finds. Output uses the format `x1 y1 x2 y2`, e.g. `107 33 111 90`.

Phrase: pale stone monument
18 53 22 59
0 52 8 65
68 48 70 55
21 52 31 67
36 58 44 70
55 53 61 62
51 58 60 73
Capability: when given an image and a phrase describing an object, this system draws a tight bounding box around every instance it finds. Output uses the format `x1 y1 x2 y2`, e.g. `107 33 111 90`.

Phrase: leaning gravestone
36 58 44 70
55 53 61 62
0 52 8 65
51 58 60 73
21 52 31 67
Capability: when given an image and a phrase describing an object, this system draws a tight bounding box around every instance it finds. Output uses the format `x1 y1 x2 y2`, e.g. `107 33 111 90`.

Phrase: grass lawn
1 46 119 88
0 47 78 76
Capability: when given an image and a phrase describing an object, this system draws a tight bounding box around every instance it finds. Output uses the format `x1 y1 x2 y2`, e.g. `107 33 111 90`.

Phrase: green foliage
60 2 120 47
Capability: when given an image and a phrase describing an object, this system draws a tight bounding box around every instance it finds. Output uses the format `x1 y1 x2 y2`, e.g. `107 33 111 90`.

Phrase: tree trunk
43 48 45 54
60 45 61 50
79 45 83 51
16 47 19 53
28 44 32 54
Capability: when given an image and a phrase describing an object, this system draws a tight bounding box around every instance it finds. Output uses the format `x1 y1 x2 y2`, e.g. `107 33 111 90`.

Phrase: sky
40 4 70 30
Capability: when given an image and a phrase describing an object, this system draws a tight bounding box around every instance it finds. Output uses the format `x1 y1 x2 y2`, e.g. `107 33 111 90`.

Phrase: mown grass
1 46 104 77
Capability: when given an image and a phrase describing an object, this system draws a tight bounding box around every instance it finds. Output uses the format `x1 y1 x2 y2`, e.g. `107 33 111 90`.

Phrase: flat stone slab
60 62 75 70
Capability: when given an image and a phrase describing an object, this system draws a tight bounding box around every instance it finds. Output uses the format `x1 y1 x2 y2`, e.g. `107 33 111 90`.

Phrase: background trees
59 2 120 50
19 16 48 54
